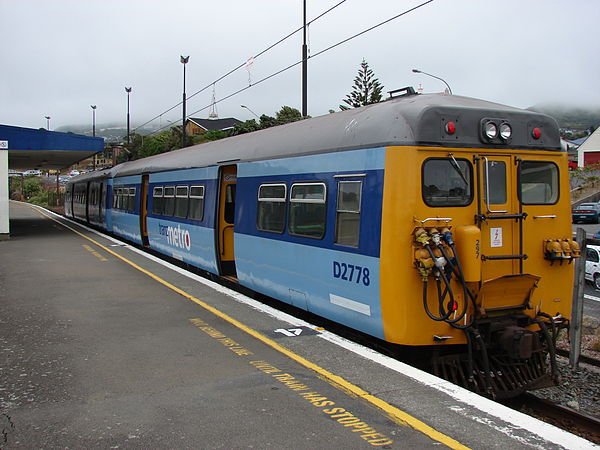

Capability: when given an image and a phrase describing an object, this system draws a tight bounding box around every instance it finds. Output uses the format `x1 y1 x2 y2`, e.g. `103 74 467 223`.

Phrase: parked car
23 169 42 176
586 245 600 289
572 202 600 224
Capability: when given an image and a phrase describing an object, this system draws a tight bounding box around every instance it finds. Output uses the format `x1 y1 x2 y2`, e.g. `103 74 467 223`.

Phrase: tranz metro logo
159 223 191 251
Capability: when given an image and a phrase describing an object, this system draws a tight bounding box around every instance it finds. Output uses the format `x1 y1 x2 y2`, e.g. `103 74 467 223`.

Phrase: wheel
594 274 600 290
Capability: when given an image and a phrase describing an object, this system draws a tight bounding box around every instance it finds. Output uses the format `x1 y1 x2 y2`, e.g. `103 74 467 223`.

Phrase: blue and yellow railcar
66 89 575 398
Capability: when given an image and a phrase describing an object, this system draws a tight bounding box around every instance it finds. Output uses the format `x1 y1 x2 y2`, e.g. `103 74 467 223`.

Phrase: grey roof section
67 168 113 185
188 117 242 131
108 93 560 178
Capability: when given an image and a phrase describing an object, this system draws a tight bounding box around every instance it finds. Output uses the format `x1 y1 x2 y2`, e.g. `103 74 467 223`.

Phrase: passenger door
140 174 149 247
217 165 237 277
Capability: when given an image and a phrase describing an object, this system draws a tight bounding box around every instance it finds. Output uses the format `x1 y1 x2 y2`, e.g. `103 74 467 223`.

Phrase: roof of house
567 136 589 147
577 127 600 152
187 117 242 131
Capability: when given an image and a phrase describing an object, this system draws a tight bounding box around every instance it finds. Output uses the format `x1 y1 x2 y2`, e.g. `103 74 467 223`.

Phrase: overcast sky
1 0 599 132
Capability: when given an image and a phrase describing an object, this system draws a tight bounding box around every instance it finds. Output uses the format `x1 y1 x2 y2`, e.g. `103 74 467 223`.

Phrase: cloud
1 0 598 130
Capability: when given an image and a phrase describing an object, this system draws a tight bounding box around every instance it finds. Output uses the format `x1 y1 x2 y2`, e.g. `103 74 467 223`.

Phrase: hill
527 104 600 131
55 123 157 143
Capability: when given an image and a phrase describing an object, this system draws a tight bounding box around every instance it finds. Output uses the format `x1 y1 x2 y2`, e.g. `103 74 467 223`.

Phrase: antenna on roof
208 84 218 119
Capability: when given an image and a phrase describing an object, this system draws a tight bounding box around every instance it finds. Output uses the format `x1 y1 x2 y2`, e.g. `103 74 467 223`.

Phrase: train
66 88 577 399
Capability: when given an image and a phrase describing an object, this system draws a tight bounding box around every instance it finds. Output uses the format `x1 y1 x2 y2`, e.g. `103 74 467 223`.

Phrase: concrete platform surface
0 201 596 449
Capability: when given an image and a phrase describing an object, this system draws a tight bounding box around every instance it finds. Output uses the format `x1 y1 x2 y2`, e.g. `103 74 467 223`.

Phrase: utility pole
91 105 97 170
301 0 307 117
125 87 132 146
181 55 190 148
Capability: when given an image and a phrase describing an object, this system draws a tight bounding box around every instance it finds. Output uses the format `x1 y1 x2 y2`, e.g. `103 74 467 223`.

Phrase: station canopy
0 124 104 171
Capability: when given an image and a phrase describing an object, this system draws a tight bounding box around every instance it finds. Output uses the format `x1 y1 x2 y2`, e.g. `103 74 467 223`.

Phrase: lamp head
412 69 421 73
125 87 132 93
180 55 190 64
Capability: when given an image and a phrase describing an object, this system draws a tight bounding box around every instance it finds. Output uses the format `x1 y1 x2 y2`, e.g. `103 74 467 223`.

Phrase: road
571 223 600 320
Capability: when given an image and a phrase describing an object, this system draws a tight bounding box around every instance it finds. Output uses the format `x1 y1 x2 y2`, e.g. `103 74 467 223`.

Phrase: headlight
483 121 498 140
499 122 512 141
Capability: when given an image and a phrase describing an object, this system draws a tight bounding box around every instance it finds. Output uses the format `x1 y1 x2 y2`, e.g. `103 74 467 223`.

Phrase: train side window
484 160 507 205
163 186 175 217
335 181 362 247
89 186 96 206
289 182 326 239
189 185 205 221
422 158 472 207
257 183 287 233
519 161 559 205
128 187 136 212
224 184 236 225
117 188 124 210
152 187 164 215
175 186 189 218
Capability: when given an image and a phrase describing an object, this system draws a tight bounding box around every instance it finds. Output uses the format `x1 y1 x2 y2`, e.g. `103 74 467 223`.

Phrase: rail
503 393 600 444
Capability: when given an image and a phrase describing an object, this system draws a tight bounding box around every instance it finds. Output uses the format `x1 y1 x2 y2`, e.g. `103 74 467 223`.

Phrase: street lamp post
241 105 260 119
45 116 51 130
91 105 97 170
125 87 132 146
91 105 97 137
180 55 190 148
412 69 453 95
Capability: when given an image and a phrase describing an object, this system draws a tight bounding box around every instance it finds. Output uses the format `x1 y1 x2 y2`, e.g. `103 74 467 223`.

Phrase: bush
28 190 50 206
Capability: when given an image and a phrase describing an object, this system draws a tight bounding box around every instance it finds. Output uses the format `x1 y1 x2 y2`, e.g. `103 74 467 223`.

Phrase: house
577 127 600 167
185 117 242 136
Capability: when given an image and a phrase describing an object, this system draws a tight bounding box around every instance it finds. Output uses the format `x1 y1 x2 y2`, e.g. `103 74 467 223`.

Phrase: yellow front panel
379 146 574 345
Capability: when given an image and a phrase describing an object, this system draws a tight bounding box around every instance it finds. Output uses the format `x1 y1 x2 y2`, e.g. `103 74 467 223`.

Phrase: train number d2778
333 261 370 286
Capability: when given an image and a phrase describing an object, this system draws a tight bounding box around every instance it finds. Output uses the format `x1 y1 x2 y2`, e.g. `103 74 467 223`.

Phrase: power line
133 0 349 133
180 0 434 126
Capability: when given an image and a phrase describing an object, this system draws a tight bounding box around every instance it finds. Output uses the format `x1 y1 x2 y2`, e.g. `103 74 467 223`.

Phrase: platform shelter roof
0 124 104 171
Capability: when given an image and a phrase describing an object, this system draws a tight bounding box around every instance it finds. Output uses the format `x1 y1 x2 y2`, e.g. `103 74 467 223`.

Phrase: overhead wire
133 0 349 133
179 0 435 130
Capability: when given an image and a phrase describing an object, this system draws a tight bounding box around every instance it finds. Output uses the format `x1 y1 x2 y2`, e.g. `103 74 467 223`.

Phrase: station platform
0 201 596 449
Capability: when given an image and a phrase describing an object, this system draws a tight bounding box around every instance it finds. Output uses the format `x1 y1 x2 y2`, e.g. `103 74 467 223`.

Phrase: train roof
75 92 562 180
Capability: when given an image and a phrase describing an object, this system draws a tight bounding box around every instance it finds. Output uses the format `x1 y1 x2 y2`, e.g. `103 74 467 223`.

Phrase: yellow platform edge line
35 207 469 450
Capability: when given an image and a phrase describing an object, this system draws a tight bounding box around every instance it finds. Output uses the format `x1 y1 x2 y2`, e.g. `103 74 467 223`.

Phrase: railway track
555 348 600 369
503 393 600 445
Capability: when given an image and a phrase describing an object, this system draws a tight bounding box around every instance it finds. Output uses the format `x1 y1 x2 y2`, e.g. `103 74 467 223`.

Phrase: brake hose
536 311 558 344
534 318 559 384
424 244 459 318
422 278 454 322
425 244 472 326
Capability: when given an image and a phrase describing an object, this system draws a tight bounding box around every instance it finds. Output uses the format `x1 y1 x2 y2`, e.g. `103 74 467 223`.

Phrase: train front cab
380 140 574 397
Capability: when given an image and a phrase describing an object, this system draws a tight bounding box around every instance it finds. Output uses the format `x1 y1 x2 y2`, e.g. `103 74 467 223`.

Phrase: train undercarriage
431 313 570 399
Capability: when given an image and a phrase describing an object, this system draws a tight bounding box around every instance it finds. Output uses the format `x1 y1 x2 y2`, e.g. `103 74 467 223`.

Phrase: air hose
424 241 472 328
534 318 559 384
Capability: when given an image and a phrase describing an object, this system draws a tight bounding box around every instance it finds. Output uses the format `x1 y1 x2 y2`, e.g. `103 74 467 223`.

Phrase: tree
231 119 261 136
275 106 304 124
23 178 42 199
231 106 308 136
340 59 384 110
192 129 228 145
